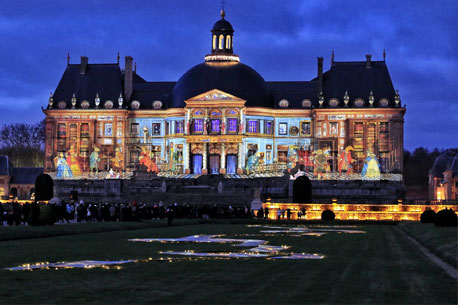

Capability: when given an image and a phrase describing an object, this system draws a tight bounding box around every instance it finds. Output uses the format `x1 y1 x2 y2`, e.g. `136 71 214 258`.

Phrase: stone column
237 142 244 174
202 143 208 174
220 143 226 174
185 143 191 174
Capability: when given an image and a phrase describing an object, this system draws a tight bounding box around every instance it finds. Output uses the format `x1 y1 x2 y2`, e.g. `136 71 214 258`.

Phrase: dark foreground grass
0 219 199 241
0 223 456 305
398 222 458 268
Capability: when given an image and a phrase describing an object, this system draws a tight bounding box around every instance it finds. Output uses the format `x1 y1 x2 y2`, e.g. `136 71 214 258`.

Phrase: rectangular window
248 120 258 133
278 122 288 135
193 119 203 133
57 123 67 152
211 119 220 133
265 121 273 135
227 118 237 133
131 123 139 135
175 121 184 134
152 123 161 135
117 123 123 137
104 123 112 137
329 122 338 135
129 150 140 165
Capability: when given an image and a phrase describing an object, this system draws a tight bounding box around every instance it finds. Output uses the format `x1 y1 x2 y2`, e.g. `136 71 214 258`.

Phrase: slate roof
321 61 397 107
51 63 124 109
268 81 318 109
431 150 458 178
130 82 175 109
10 168 43 185
0 156 12 176
48 59 399 110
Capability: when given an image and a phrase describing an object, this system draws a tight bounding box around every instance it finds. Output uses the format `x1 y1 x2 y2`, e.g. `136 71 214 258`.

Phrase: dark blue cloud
0 0 456 151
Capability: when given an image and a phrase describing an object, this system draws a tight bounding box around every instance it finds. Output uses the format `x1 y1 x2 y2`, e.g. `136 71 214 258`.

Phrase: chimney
80 56 88 74
124 56 133 101
366 54 372 68
317 57 323 92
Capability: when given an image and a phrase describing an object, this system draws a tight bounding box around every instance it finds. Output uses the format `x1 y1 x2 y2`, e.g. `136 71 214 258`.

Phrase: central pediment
185 89 246 108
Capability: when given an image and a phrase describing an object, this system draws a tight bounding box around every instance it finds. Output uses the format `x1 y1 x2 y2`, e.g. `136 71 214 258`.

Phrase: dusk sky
0 0 456 151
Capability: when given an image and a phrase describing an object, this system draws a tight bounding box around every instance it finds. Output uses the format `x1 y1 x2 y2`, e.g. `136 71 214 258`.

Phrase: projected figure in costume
66 145 81 176
314 147 330 179
338 145 355 176
111 147 124 175
139 147 159 173
89 146 101 173
168 142 178 172
362 149 381 178
246 152 259 175
55 153 73 178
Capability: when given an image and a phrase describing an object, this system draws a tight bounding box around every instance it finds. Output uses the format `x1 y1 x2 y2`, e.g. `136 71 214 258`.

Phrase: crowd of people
0 200 255 226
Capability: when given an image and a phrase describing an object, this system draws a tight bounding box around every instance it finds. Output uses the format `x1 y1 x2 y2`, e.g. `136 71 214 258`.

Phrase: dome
212 19 233 32
431 150 458 178
171 61 273 108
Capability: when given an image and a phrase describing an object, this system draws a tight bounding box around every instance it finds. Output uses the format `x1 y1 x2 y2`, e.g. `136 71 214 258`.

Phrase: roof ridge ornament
394 90 401 107
369 90 374 107
343 90 349 107
48 92 54 108
71 93 77 109
95 93 100 108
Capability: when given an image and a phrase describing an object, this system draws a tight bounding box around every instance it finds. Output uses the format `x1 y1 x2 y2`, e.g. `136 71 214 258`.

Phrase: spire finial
117 52 120 64
67 53 70 65
221 0 226 18
134 62 137 72
331 50 335 65
383 49 386 61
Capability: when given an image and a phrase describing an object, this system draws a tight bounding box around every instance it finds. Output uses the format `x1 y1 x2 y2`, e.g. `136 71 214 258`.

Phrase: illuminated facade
429 150 458 201
262 200 458 221
43 11 405 181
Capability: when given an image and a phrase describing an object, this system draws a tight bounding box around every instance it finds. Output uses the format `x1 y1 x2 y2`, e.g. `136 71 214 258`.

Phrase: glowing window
226 36 231 49
219 35 224 49
211 119 220 133
248 120 258 133
265 121 273 135
227 118 237 132
213 35 216 49
175 121 184 134
194 119 203 132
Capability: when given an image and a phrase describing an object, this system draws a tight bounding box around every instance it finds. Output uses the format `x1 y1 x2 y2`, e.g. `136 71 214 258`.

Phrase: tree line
0 120 45 167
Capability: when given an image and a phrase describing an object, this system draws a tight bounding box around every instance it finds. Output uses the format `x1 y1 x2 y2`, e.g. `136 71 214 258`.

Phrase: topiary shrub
434 208 457 227
39 204 56 226
420 209 436 223
321 209 335 221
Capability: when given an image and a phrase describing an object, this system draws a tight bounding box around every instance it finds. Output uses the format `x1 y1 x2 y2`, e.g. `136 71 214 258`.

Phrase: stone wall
52 175 405 205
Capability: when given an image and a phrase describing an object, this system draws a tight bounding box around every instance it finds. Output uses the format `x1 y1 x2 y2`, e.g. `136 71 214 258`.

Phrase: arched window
226 36 231 49
219 35 224 49
212 35 217 50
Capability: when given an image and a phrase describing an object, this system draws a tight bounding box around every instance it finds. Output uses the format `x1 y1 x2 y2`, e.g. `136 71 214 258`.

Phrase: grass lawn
398 222 458 268
0 222 456 304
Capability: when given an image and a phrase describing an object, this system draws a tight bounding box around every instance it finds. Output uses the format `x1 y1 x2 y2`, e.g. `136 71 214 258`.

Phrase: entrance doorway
209 154 220 174
192 154 203 174
226 154 237 174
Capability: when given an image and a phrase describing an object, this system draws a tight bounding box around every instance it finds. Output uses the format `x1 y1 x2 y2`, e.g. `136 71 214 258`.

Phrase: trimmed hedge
321 209 335 221
434 208 457 227
420 209 436 223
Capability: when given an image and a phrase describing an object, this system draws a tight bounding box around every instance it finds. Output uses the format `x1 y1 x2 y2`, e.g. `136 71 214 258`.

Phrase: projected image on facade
43 11 405 182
